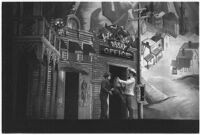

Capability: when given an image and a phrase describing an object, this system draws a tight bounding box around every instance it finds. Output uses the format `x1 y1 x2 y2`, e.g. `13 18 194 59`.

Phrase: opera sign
98 24 136 60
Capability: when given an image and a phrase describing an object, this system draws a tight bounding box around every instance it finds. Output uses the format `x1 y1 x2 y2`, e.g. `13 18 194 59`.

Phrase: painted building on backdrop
171 41 199 77
141 33 163 69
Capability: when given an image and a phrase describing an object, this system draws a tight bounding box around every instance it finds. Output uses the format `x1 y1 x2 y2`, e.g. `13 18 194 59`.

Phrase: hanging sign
100 45 134 59
98 24 137 60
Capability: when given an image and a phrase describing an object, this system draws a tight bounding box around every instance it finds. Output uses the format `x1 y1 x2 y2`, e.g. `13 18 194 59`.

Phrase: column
56 70 66 119
50 64 58 119
39 62 47 119
11 46 20 119
26 62 40 119
44 59 53 119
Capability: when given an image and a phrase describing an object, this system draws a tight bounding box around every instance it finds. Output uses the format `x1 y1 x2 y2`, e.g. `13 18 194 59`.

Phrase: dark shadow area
109 65 128 119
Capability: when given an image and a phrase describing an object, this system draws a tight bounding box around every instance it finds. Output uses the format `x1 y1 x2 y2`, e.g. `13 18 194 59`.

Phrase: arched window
66 15 80 30
67 18 78 30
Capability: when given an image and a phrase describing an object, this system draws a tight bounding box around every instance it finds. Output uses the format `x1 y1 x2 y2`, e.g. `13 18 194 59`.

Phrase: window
76 51 83 62
172 67 177 75
68 41 82 53
61 49 68 61
184 68 187 72
90 55 93 62
89 53 94 62
83 44 95 55
180 68 183 72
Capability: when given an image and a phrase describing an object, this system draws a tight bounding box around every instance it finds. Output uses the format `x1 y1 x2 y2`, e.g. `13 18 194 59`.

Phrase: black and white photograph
2 1 199 133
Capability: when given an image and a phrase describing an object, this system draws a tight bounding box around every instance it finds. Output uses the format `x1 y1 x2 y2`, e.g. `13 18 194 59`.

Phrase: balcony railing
58 27 93 44
60 50 92 63
13 16 60 53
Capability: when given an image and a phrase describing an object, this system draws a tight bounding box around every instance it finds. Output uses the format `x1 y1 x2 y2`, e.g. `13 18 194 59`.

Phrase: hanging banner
78 72 92 119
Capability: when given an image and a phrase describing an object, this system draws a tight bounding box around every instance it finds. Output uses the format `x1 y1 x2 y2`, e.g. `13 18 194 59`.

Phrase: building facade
142 39 156 69
171 41 199 77
150 34 163 63
92 25 138 119
8 2 138 120
141 35 163 69
163 12 179 37
152 11 165 29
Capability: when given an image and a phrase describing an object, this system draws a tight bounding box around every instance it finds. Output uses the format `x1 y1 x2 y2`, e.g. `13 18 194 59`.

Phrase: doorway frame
64 71 80 119
107 62 129 119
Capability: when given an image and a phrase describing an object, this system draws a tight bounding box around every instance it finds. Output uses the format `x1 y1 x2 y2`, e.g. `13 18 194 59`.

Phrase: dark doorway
109 65 128 119
64 72 79 119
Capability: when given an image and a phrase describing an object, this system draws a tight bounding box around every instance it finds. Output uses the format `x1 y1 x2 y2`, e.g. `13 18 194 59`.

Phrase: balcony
13 16 60 57
60 50 92 64
58 27 93 44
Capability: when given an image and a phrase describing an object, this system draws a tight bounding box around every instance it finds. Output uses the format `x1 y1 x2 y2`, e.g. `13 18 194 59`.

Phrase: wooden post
49 29 51 42
56 70 66 119
42 17 45 36
132 3 149 119
35 55 47 119
136 3 142 119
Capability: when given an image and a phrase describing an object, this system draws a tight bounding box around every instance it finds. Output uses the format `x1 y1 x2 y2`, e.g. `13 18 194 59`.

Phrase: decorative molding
66 14 81 30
